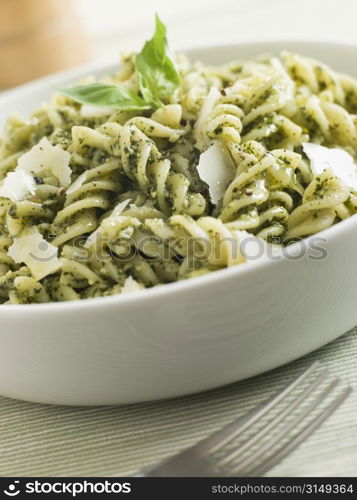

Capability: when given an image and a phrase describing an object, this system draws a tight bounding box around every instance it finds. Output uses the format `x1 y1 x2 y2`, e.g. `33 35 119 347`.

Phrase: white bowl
1 40 357 405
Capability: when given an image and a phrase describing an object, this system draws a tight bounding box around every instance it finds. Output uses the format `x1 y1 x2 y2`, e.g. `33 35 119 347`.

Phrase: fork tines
141 361 351 477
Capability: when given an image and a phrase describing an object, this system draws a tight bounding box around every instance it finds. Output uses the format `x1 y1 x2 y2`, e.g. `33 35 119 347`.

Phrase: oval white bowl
1 40 357 405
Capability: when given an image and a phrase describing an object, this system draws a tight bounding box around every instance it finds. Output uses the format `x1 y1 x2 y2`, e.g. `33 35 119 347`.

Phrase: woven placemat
0 326 356 477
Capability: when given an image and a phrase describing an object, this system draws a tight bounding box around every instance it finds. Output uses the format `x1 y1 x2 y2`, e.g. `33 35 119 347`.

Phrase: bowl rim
1 38 357 312
2 37 357 101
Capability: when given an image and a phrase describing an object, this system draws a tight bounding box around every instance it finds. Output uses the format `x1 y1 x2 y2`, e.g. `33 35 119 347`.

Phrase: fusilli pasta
1 50 357 303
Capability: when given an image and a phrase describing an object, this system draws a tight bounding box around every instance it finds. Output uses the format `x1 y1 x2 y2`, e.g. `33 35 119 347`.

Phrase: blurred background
1 0 356 88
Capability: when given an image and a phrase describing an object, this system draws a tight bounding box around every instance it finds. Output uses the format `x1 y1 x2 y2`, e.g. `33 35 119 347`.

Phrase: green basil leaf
136 73 162 109
53 16 179 111
135 14 180 100
54 83 151 111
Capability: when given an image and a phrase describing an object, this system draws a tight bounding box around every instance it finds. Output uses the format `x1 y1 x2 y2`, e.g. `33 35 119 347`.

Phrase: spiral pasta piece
147 214 246 278
194 87 244 151
116 119 206 216
219 142 303 240
286 169 350 239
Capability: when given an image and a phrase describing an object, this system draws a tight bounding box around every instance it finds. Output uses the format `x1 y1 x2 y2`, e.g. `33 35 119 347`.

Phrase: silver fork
137 362 351 477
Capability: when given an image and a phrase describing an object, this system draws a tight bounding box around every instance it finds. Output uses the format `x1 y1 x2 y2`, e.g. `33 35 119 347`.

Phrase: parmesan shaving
197 141 236 205
8 227 61 280
303 142 357 190
0 170 36 202
18 137 72 188
121 276 143 293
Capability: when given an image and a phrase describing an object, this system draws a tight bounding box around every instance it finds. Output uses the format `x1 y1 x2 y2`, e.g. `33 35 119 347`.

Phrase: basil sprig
136 15 180 103
55 15 180 112
54 83 152 111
